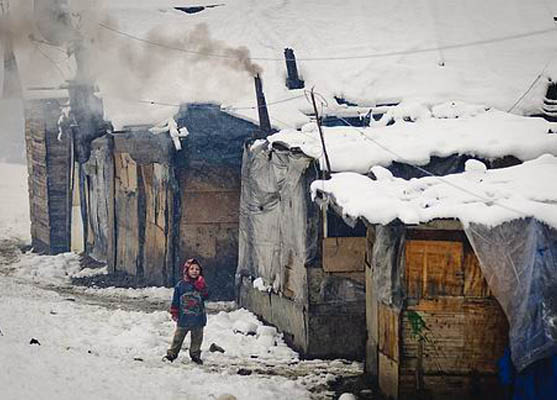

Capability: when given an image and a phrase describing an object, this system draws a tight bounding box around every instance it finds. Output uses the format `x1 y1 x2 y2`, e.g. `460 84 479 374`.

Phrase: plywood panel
114 153 139 275
463 249 491 298
401 299 508 375
142 163 170 284
378 303 400 362
323 237 366 273
405 240 463 299
379 352 399 399
365 261 379 379
182 190 240 224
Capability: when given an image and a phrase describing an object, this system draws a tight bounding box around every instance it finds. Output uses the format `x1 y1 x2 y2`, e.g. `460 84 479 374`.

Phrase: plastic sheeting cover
371 225 406 309
465 218 557 371
237 141 318 302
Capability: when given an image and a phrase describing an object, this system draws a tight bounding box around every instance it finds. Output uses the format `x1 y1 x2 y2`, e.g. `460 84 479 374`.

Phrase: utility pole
310 88 332 179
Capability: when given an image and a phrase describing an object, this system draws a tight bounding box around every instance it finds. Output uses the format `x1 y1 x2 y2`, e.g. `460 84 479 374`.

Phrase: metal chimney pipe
254 74 272 137
284 48 304 90
542 80 557 122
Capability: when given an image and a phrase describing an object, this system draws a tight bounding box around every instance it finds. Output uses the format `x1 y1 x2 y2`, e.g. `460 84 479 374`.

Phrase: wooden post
310 89 332 179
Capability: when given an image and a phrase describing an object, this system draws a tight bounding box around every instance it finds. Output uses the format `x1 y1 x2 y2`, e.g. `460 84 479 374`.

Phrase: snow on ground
268 105 556 173
311 154 557 229
0 162 359 400
0 276 310 400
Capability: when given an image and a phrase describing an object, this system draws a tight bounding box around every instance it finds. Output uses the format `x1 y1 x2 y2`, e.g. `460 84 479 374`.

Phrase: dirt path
0 240 368 399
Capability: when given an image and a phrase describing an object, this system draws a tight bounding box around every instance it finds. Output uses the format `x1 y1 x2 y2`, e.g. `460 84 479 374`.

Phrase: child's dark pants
167 326 204 359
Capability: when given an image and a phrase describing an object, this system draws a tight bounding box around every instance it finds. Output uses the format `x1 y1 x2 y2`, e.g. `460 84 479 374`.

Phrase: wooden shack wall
177 165 240 300
24 99 71 254
82 137 113 263
111 144 176 286
369 227 509 400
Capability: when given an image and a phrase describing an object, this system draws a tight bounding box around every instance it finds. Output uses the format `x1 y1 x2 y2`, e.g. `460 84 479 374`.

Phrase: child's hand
194 276 206 291
170 307 179 322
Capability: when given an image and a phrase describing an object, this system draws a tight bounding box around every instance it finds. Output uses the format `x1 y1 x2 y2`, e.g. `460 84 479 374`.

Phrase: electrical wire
305 90 528 218
507 53 557 112
33 43 68 81
100 92 305 111
97 21 556 62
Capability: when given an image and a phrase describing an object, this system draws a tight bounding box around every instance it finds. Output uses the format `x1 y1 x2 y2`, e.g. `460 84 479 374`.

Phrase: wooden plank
405 240 464 299
401 299 508 375
365 258 379 380
378 303 400 362
106 135 116 273
323 237 366 272
181 190 240 224
180 166 241 192
335 271 365 283
142 163 169 285
114 153 139 275
379 352 399 399
463 247 491 298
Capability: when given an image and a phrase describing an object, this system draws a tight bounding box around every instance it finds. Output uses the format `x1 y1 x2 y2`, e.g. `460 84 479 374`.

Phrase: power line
508 53 557 112
305 91 528 218
101 92 304 110
98 22 556 62
98 22 278 61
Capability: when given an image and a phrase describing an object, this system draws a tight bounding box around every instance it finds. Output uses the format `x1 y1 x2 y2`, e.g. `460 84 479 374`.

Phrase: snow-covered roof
7 0 557 129
310 154 557 229
267 103 556 173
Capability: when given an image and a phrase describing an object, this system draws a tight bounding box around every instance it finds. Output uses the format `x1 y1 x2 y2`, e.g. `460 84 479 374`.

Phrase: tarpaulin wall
465 218 557 372
237 141 318 302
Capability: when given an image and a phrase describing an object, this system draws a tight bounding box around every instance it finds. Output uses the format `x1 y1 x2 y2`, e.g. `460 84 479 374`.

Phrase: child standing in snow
164 258 209 364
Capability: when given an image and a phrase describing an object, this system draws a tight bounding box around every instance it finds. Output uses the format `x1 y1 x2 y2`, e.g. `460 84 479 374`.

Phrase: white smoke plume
2 0 263 106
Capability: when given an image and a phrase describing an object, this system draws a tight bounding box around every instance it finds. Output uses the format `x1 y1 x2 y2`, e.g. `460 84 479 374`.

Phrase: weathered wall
177 164 240 300
369 224 509 400
238 145 366 359
83 136 113 263
174 104 260 300
238 277 308 353
24 98 71 254
107 131 178 286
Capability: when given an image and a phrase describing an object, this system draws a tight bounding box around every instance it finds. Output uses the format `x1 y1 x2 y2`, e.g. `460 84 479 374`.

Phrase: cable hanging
305 90 528 218
97 22 556 62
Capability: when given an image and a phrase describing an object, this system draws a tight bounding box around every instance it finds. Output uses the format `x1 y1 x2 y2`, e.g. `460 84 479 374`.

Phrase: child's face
185 264 201 279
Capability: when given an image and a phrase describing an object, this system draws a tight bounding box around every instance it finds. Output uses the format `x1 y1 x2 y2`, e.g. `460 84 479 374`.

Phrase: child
163 258 209 364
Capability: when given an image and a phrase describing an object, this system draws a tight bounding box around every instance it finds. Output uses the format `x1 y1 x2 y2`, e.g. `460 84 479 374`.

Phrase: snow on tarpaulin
8 0 557 130
310 154 557 229
310 155 557 371
268 106 556 174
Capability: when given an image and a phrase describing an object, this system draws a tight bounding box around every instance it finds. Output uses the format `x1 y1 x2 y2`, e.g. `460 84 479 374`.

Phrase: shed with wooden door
365 221 508 399
311 153 557 399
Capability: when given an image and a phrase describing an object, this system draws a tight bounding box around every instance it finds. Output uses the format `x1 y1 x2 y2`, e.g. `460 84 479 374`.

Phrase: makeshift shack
311 155 557 399
238 141 367 359
237 104 557 361
78 104 259 298
23 83 109 256
24 96 72 254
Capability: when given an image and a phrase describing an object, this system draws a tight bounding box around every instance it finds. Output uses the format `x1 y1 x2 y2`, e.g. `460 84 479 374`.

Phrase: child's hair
182 258 203 277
